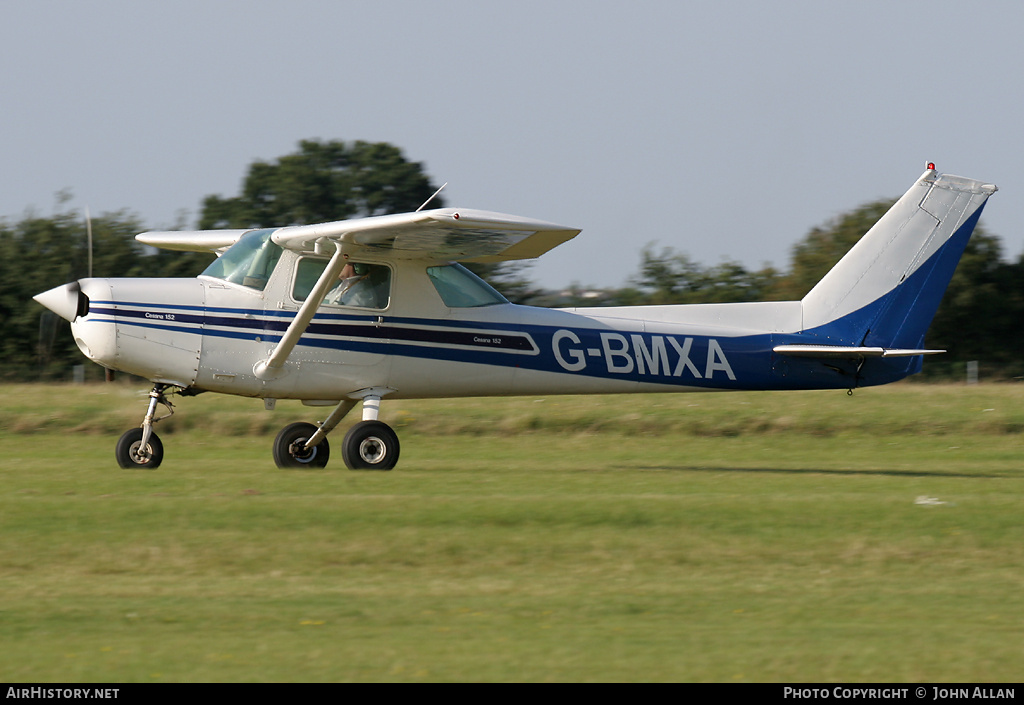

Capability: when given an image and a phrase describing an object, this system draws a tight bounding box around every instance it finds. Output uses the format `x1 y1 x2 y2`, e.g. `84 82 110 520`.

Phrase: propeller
33 208 93 321
85 206 93 278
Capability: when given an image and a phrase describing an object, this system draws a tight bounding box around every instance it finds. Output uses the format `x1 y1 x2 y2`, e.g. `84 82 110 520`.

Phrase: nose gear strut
115 384 176 469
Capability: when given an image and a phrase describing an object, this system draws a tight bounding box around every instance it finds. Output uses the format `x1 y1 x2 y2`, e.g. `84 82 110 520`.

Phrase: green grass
0 383 1022 681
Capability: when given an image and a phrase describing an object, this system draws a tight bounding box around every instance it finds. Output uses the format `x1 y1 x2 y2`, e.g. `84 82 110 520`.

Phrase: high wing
270 208 580 262
136 230 250 254
137 208 580 263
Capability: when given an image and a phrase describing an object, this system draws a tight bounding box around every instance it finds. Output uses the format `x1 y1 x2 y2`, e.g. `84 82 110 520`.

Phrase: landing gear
342 420 400 471
113 383 405 472
115 427 164 469
271 389 400 471
273 422 331 468
116 384 174 469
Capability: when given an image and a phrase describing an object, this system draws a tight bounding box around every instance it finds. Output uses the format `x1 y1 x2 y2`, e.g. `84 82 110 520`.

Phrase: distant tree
924 229 1024 376
198 138 535 301
630 245 780 304
700 261 783 303
148 248 216 279
633 246 707 303
199 139 444 229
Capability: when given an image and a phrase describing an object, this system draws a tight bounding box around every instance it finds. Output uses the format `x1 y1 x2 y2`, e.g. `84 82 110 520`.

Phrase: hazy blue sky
3 1 1021 289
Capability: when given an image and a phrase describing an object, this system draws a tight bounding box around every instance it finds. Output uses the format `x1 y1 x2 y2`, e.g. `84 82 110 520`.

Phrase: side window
293 259 391 310
427 263 507 307
292 258 325 302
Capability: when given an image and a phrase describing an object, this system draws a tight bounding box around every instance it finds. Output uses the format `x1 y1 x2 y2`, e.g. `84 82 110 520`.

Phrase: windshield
427 263 508 308
201 229 283 291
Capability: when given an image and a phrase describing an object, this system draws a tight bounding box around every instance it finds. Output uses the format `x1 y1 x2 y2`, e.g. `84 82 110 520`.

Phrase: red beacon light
926 162 936 171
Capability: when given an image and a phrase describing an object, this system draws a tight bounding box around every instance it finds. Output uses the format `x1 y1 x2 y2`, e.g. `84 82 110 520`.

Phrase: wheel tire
115 428 164 470
342 421 400 471
273 422 330 469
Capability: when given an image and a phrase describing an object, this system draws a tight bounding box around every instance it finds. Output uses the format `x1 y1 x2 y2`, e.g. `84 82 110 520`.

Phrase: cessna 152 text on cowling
34 165 996 471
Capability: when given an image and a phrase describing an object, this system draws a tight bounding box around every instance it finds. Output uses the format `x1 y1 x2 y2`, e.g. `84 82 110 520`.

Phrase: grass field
1 382 1022 682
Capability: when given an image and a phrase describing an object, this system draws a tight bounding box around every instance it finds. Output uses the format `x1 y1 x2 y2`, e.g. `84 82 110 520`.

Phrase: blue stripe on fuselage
84 302 781 389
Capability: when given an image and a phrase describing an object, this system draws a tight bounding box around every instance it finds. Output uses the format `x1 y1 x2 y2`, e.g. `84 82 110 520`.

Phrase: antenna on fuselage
416 182 448 212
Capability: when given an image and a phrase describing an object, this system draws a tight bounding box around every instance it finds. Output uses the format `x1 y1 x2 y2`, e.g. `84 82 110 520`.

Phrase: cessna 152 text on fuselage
34 165 996 470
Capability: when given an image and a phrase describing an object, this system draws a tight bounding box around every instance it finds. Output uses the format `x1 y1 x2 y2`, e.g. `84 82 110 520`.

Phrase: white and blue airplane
34 164 996 471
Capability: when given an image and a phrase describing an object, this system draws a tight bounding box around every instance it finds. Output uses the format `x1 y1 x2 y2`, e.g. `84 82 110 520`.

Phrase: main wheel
273 422 330 468
115 428 164 469
342 420 400 470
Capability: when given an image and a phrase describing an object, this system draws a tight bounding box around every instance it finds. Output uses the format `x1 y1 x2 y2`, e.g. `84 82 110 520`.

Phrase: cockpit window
201 229 283 291
293 258 391 310
427 263 508 308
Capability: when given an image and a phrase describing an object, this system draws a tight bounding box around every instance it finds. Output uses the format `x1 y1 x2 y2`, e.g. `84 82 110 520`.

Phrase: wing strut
254 242 349 380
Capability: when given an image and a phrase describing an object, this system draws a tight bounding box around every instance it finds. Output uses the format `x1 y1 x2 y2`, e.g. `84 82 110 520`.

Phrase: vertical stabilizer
800 167 996 347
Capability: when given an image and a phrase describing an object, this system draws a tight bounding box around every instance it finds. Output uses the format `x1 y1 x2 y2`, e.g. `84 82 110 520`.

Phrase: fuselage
61 248 905 403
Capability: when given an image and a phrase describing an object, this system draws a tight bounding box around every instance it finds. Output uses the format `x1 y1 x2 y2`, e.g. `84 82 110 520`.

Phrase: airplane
34 164 996 471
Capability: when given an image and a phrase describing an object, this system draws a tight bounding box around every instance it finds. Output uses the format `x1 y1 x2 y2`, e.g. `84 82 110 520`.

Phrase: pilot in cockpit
327 262 388 308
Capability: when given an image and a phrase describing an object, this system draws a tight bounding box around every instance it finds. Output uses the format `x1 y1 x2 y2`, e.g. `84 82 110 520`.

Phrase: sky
2 0 1023 290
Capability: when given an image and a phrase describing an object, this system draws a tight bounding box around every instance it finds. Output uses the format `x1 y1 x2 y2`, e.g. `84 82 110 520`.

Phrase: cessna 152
34 165 996 471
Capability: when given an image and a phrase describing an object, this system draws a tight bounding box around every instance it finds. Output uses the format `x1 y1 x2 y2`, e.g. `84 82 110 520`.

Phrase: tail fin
800 166 997 349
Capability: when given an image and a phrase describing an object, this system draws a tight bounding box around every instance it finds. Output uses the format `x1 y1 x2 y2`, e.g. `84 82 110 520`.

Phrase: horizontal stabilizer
773 345 945 358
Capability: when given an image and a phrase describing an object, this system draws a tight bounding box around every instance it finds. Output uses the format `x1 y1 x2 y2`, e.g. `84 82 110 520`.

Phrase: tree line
3 140 1021 380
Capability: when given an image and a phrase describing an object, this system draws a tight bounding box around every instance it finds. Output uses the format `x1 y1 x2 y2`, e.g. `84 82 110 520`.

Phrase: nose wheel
116 384 175 469
115 427 164 469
